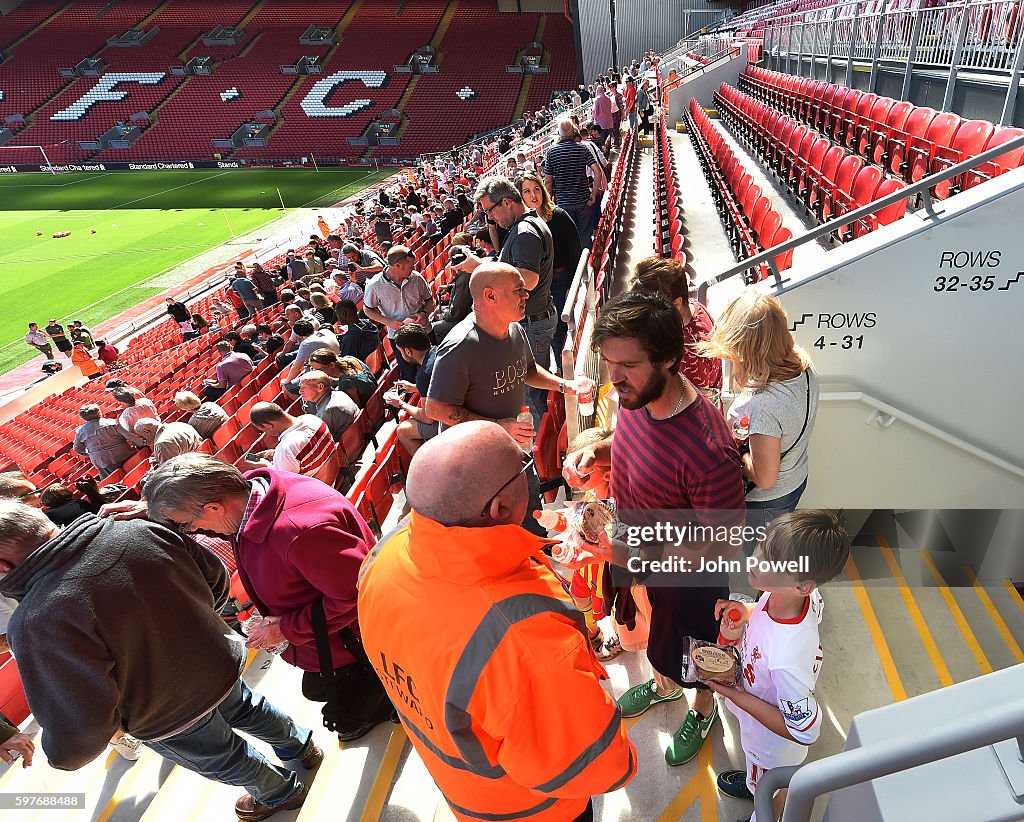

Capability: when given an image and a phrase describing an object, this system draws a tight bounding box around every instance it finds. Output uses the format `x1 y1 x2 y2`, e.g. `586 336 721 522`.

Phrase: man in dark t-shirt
474 176 556 428
565 292 745 769
426 263 589 533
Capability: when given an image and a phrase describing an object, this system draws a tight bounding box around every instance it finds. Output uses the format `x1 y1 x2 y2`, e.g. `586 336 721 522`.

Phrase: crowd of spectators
1 52 850 822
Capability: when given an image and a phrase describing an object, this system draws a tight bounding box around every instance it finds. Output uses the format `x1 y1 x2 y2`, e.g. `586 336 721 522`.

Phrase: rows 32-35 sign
49 71 389 121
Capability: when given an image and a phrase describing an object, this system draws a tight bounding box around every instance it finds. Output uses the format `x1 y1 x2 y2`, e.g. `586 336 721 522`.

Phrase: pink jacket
235 468 375 672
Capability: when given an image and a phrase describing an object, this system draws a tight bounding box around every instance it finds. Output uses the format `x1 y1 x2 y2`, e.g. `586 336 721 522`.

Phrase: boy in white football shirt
705 510 850 822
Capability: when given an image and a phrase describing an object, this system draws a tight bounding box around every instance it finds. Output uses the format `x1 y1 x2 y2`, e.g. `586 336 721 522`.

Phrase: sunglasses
480 453 534 518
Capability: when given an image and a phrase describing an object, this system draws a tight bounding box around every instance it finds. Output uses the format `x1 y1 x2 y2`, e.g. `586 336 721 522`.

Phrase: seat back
910 112 962 181
742 183 762 215
758 209 783 246
835 154 865 194
889 106 937 174
950 118 996 156
750 196 772 235
820 145 847 183
965 126 1024 189
850 164 884 205
859 97 895 155
873 101 915 164
855 177 909 238
768 227 794 271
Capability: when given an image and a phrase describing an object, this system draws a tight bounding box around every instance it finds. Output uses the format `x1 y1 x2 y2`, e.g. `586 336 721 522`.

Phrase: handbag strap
311 600 338 689
778 370 812 464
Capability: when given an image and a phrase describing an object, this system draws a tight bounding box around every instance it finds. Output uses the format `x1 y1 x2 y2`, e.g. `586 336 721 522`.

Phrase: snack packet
568 499 617 544
684 638 742 686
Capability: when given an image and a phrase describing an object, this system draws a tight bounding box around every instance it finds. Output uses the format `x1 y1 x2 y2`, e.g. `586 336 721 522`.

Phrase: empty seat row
687 98 793 281
740 67 1024 200
652 109 686 261
715 83 909 242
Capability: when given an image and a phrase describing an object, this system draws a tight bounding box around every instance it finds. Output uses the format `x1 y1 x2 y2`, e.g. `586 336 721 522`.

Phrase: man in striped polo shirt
543 117 606 247
564 292 745 768
249 402 338 486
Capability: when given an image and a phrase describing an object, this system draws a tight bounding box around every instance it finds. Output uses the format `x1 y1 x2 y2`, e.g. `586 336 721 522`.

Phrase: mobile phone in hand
243 453 263 463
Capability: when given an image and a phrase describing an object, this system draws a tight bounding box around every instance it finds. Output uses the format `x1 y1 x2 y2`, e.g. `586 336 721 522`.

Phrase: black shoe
717 769 754 801
337 723 377 743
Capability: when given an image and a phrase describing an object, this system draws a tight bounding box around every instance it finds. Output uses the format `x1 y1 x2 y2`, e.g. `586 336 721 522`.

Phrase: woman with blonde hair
695 291 819 523
517 173 583 362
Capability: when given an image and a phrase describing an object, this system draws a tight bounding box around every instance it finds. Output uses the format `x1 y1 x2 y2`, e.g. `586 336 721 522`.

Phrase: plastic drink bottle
534 509 568 531
733 415 750 446
577 382 595 417
241 612 289 655
550 539 581 564
516 406 534 453
717 607 745 646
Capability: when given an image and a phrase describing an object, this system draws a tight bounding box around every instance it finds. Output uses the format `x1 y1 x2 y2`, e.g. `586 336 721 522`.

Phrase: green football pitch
0 166 394 375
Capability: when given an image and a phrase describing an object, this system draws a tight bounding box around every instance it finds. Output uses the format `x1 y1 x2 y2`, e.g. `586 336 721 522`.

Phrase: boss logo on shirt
492 357 529 396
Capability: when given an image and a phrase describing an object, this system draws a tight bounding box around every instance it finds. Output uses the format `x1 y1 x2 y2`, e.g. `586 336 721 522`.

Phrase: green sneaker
616 678 684 718
665 703 719 766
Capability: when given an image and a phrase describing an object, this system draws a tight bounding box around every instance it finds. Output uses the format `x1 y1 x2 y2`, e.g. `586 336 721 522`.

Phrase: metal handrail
561 247 592 325
820 391 1024 479
696 131 1024 302
663 46 740 92
754 695 1024 822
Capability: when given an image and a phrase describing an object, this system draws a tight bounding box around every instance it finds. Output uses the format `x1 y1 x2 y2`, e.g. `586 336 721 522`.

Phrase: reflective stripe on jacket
358 512 636 821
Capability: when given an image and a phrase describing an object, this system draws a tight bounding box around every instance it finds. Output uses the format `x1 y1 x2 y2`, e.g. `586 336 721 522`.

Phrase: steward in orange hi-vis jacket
357 422 636 822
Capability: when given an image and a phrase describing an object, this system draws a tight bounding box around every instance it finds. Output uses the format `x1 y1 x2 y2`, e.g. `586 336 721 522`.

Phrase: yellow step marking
877 537 953 687
846 553 907 701
93 749 165 822
656 740 716 822
1002 579 1024 617
358 724 408 822
920 552 992 675
963 566 1024 663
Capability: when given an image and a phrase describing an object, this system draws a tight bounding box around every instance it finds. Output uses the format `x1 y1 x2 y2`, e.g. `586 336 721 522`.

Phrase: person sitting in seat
73 404 136 479
248 402 338 484
333 301 380 362
111 387 160 446
307 350 377 408
174 391 229 439
203 341 254 401
296 371 358 441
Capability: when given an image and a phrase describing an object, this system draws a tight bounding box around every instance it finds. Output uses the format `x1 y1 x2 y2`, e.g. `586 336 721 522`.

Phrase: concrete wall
575 0 724 81
665 46 748 123
0 0 27 15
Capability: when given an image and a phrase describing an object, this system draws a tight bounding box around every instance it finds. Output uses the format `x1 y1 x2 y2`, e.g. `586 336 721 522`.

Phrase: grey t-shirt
727 367 819 502
499 212 553 317
296 329 340 364
427 313 536 424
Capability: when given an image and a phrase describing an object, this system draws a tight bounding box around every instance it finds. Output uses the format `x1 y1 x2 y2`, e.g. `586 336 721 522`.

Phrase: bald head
469 261 521 301
407 422 527 527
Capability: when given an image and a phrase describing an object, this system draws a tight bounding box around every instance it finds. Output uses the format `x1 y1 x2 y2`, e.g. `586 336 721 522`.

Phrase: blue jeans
745 477 808 548
520 312 558 429
563 203 593 249
148 679 313 808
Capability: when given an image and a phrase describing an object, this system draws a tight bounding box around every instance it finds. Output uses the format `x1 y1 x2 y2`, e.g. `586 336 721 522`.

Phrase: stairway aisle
609 139 656 296
667 128 736 292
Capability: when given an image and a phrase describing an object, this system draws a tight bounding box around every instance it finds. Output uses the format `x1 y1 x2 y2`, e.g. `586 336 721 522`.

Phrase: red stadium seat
964 127 1024 189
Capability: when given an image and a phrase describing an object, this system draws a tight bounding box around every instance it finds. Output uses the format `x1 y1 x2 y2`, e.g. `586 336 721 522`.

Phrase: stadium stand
6 13 1024 821
0 0 579 163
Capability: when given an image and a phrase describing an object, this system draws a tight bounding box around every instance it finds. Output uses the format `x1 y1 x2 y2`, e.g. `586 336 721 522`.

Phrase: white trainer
109 734 142 761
